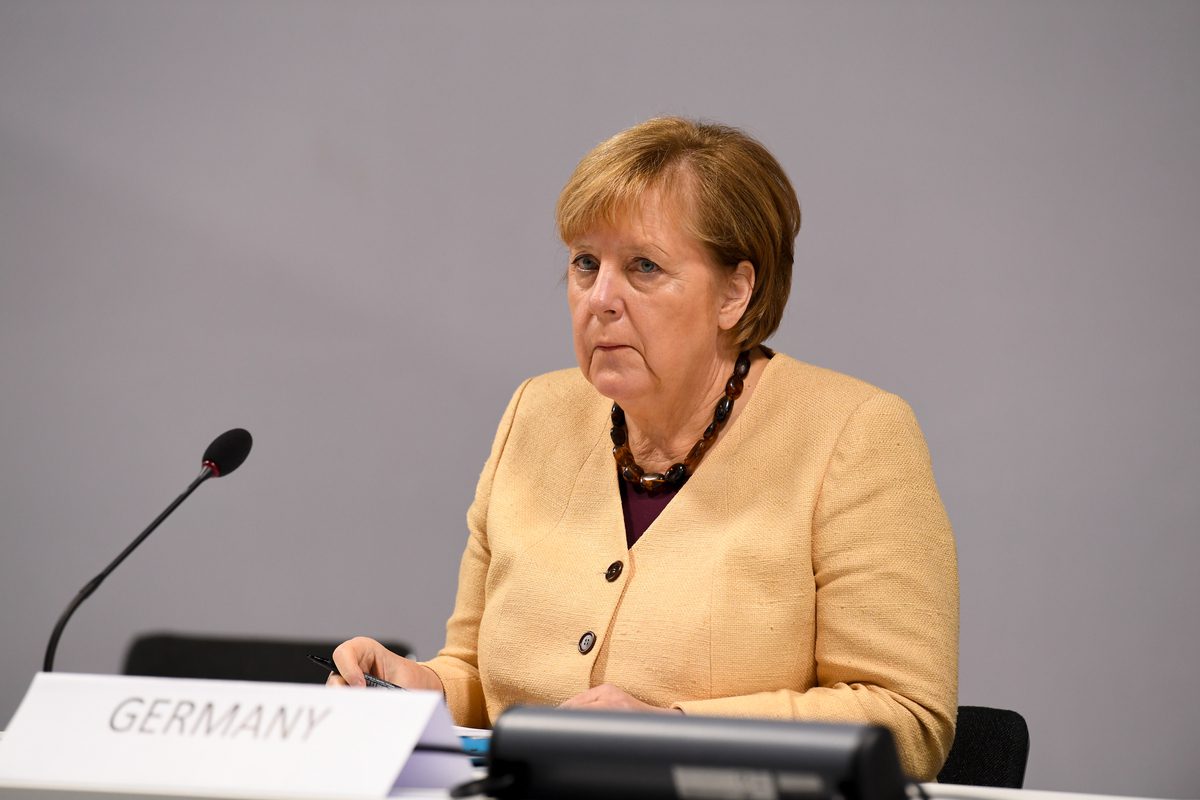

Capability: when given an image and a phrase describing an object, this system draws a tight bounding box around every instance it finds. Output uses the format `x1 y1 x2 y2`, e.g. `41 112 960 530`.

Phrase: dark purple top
619 475 681 548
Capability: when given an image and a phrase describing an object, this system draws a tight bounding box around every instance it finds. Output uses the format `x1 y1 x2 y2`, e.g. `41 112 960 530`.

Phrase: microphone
202 428 253 477
42 428 253 672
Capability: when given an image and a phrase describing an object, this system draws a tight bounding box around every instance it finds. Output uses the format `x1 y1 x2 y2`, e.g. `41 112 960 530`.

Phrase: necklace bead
611 350 751 496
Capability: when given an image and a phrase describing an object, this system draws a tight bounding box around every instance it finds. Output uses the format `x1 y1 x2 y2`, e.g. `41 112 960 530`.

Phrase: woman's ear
717 260 755 331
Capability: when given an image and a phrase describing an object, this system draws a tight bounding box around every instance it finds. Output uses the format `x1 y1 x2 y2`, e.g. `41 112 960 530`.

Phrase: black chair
937 705 1030 788
122 632 412 685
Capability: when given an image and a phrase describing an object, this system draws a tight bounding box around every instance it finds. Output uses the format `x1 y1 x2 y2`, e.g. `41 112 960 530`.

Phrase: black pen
308 654 406 690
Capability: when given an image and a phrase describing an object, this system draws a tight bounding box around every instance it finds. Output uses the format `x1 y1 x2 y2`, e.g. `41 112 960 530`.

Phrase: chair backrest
937 705 1030 788
122 632 413 685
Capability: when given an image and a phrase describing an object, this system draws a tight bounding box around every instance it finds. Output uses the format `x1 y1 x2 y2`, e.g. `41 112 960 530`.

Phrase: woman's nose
587 263 624 317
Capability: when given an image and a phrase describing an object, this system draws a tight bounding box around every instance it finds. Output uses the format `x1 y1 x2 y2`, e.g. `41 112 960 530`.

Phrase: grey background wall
1 1 1197 796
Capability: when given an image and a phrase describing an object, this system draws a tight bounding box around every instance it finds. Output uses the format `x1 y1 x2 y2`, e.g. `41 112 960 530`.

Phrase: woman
329 117 958 780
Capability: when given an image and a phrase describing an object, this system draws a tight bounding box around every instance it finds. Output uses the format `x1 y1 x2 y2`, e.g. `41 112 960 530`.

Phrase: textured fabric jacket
423 354 959 779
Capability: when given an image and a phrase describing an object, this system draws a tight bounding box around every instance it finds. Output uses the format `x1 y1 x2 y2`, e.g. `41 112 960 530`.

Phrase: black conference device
455 705 909 800
42 428 253 672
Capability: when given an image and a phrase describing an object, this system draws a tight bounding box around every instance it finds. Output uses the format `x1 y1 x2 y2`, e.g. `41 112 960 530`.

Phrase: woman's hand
325 636 444 693
559 683 683 714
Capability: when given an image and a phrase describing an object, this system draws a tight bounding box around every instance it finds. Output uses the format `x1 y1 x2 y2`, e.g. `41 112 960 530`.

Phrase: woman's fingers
325 637 445 693
560 684 682 714
330 636 383 688
560 684 641 710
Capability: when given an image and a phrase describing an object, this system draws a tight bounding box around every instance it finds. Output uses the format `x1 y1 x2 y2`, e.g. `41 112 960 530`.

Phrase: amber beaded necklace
611 349 752 496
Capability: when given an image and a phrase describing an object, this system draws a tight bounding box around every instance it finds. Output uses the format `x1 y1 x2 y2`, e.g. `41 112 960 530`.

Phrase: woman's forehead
566 184 695 243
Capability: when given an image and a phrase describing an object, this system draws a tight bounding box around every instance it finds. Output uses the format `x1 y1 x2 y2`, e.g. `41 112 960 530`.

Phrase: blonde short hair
556 117 800 350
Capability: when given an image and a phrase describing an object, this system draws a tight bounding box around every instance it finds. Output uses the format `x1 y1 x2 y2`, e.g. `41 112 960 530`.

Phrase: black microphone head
202 428 252 477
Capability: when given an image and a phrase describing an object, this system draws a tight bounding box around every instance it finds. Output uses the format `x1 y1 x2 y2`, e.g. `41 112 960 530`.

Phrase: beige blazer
423 353 958 779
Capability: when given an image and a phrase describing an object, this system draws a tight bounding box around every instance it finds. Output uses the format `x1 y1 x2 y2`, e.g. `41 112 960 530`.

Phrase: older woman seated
329 117 958 780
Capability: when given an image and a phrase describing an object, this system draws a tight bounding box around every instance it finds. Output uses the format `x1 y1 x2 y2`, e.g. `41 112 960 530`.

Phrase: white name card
0 672 473 799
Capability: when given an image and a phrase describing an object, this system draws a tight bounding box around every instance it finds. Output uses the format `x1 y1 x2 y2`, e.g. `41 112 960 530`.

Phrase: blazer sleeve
420 378 530 728
674 392 959 781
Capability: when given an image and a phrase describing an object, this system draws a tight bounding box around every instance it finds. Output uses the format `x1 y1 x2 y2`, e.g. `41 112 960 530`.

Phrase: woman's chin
586 367 651 406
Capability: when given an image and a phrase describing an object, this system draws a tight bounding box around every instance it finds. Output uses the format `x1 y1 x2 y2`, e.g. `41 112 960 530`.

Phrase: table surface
0 783 1182 800
0 730 1181 800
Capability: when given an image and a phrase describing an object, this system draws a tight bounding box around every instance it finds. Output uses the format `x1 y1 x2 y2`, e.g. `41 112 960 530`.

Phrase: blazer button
578 631 596 655
605 561 623 582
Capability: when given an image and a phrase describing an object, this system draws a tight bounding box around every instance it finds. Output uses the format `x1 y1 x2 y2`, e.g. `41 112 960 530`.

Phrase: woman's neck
621 347 766 473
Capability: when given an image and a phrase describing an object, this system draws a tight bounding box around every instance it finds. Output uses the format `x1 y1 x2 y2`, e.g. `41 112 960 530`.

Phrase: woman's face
566 188 750 409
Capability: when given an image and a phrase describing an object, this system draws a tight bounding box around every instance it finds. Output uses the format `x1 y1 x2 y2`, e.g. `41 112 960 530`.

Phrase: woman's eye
634 258 660 274
572 254 599 271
